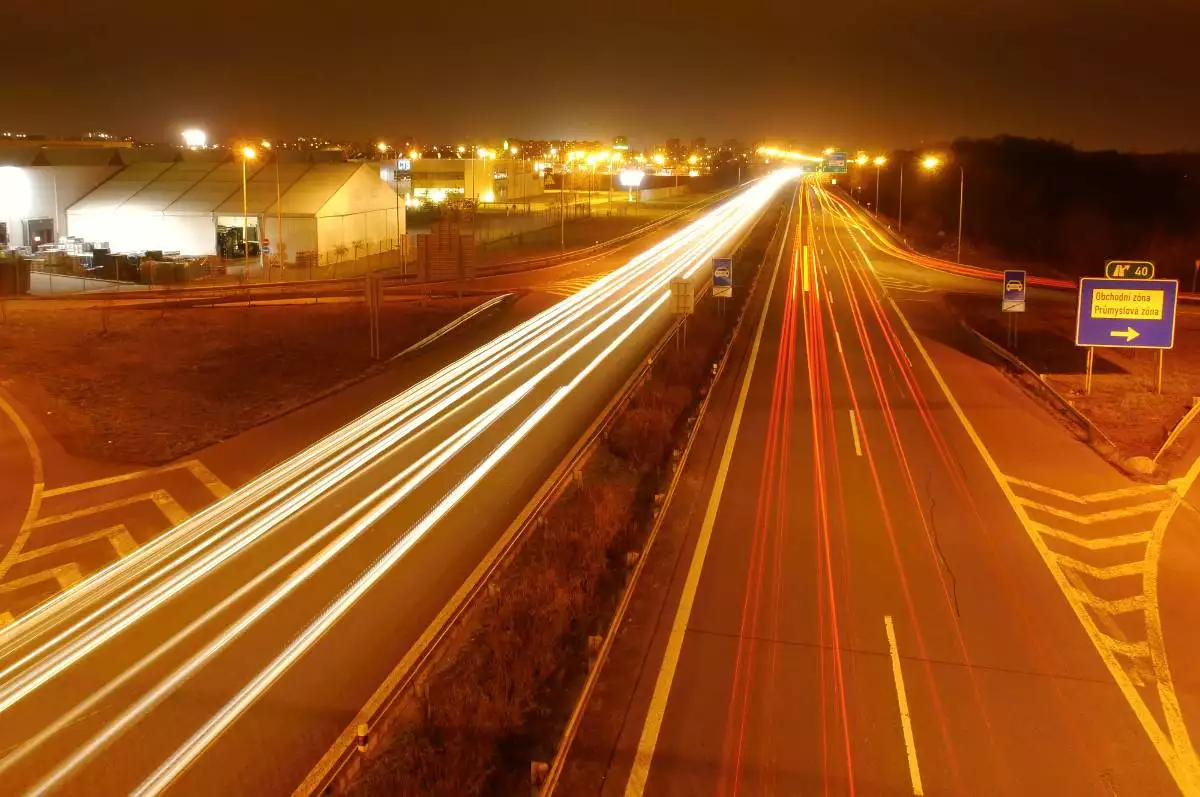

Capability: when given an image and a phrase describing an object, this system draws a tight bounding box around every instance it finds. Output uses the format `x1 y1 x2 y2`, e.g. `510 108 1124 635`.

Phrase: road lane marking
13 525 136 563
1030 522 1150 550
884 290 1200 793
1007 477 1169 505
848 409 863 456
0 564 82 594
885 615 925 795
1017 497 1172 525
624 196 792 797
28 490 182 530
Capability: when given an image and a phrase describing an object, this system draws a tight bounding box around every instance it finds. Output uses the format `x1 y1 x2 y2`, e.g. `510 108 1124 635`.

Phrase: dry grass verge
946 293 1200 462
0 297 484 464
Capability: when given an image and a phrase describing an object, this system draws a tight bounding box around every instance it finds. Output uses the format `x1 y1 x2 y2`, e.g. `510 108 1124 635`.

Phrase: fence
10 237 420 296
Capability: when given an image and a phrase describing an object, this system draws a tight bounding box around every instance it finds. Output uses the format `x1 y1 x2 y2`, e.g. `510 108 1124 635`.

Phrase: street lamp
872 155 887 217
240 146 257 279
918 155 965 262
897 154 940 235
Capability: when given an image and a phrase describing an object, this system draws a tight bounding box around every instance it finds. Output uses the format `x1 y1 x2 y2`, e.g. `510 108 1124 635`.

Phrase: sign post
713 257 733 298
1075 274 1177 395
1002 269 1026 348
670 278 694 351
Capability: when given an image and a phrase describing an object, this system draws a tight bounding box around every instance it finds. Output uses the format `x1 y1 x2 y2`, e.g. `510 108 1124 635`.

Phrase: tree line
849 136 1200 281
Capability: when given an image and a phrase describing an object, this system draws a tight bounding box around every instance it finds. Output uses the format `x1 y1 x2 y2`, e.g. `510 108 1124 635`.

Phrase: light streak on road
0 170 801 794
0 180 775 704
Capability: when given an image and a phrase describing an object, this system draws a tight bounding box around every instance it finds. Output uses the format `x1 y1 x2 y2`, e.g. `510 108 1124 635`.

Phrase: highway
0 171 794 795
564 179 1200 796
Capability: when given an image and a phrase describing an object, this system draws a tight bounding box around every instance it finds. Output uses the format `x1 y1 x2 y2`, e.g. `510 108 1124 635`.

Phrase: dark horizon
6 0 1198 153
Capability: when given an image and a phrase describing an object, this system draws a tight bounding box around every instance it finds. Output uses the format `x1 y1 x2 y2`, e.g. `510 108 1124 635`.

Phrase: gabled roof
69 162 177 213
215 162 358 215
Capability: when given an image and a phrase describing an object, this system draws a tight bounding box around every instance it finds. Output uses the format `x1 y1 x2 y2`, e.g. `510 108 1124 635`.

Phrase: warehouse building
0 147 124 249
407 157 543 204
67 151 403 263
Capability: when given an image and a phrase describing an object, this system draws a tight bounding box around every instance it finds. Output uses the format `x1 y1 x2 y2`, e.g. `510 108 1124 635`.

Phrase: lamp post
240 146 256 280
261 140 282 276
917 155 964 262
873 155 887 217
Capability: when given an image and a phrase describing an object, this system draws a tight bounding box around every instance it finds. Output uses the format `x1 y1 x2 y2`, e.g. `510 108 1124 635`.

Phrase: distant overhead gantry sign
822 150 848 173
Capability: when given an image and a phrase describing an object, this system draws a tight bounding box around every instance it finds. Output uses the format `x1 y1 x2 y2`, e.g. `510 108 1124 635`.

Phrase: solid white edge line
623 188 793 796
884 615 925 795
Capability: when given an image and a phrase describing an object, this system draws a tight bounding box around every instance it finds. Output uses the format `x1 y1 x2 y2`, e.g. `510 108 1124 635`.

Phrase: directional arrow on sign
1109 326 1141 342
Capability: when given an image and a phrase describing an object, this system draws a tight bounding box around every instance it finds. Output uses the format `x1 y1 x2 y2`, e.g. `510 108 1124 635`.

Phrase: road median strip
299 189 787 797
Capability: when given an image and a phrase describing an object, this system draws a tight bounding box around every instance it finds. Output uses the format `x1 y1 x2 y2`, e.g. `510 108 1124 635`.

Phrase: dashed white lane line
885 615 925 795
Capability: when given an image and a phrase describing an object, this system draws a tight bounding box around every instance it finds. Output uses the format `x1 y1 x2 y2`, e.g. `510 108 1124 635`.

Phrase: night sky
7 0 1198 152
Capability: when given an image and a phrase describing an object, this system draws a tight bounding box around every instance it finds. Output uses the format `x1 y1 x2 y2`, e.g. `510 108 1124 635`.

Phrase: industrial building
67 151 402 263
0 147 124 249
407 157 544 204
1 146 403 266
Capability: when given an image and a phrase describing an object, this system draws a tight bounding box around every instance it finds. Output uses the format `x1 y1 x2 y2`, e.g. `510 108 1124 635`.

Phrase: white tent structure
67 153 402 262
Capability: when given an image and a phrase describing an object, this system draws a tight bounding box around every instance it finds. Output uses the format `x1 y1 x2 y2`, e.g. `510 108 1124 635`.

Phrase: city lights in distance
756 146 823 163
181 129 207 148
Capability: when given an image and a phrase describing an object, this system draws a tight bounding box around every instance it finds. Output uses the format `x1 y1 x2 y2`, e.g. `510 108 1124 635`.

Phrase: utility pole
898 165 905 233
275 154 283 276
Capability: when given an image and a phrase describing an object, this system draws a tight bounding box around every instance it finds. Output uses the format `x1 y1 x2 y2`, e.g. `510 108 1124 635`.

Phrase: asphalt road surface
576 180 1200 796
0 172 795 796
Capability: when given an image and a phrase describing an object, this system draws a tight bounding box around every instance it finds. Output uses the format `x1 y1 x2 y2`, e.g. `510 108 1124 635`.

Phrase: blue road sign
1075 277 1178 349
1002 269 1026 312
713 257 733 297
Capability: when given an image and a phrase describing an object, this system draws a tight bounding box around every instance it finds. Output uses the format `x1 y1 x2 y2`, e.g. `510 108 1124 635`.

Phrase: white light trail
1 171 798 793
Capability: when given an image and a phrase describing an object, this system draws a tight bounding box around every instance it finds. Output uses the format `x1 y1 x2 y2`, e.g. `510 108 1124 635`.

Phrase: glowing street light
261 140 273 150
855 153 869 166
239 146 258 277
921 155 942 171
687 154 699 165
408 148 419 160
377 142 389 155
181 129 207 148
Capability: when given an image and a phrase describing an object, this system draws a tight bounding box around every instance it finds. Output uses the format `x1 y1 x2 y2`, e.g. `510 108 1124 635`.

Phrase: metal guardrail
295 179 777 797
538 188 791 796
959 320 1119 451
296 305 694 797
1155 399 1200 464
